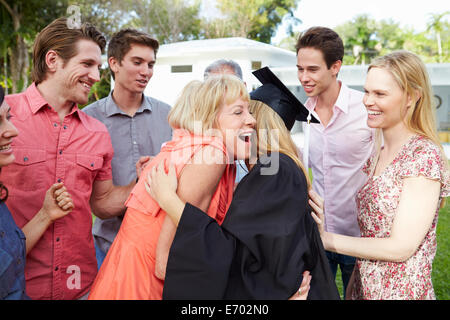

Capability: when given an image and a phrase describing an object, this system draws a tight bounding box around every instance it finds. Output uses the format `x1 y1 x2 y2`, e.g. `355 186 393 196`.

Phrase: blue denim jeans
95 243 107 271
325 251 356 299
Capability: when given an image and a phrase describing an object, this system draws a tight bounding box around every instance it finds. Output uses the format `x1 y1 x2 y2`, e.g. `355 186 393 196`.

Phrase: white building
147 37 297 106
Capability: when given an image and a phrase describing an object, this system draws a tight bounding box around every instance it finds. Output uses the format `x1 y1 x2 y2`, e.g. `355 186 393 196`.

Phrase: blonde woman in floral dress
310 51 449 300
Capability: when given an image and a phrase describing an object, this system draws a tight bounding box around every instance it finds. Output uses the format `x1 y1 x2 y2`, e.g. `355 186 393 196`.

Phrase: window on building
171 65 192 73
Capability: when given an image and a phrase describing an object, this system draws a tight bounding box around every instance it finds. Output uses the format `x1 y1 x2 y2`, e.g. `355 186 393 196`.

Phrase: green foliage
336 13 450 65
424 12 450 63
0 0 70 93
275 12 450 65
210 0 301 43
73 0 134 41
277 30 300 51
433 203 450 299
127 0 202 44
335 14 384 65
1 0 69 36
1 0 302 92
2 1 449 94
79 68 111 109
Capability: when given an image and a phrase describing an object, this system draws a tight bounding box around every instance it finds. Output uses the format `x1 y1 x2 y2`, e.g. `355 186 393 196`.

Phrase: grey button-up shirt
82 92 172 253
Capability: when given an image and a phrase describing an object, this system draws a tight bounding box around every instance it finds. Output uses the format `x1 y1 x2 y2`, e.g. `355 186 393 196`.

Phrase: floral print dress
352 135 449 300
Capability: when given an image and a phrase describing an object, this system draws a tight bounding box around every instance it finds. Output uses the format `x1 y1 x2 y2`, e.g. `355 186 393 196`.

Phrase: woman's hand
42 183 74 223
145 160 178 211
289 271 312 300
308 189 325 236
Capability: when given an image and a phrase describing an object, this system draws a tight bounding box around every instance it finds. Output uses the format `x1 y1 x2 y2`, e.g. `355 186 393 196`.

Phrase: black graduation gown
163 152 340 300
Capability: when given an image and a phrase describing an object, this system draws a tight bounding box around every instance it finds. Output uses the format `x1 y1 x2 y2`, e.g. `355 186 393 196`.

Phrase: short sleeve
94 132 114 181
399 140 450 198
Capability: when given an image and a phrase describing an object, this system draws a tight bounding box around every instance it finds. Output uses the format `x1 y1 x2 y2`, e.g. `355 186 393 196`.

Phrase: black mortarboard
250 67 319 130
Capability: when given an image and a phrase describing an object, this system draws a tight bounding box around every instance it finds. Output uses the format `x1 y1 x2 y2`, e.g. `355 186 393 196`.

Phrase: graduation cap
250 66 319 131
250 66 318 170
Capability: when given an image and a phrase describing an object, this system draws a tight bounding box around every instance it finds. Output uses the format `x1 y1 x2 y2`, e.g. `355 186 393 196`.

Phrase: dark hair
0 85 7 202
0 183 8 202
296 26 344 69
32 17 106 84
0 85 4 106
107 29 159 80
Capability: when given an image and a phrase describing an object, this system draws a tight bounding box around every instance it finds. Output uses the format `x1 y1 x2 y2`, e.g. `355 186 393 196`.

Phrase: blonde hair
168 74 249 135
250 100 311 189
369 51 442 151
368 50 447 207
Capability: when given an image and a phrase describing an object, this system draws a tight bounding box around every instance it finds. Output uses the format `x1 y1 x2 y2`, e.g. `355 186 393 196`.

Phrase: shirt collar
26 83 51 114
334 81 350 114
105 91 153 117
304 81 350 114
26 82 82 118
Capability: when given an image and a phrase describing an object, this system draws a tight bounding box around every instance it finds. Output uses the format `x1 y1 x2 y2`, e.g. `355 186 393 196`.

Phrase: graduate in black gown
146 68 340 300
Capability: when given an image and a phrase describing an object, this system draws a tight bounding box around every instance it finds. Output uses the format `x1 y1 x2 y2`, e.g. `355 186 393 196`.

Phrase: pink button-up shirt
1 83 113 299
303 82 374 237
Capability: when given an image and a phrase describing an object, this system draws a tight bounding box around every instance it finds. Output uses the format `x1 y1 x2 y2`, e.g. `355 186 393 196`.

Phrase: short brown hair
296 27 344 69
32 17 106 84
107 29 159 79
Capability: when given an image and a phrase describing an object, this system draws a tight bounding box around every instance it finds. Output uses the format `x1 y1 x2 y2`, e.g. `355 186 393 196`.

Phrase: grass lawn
334 203 450 300
433 203 449 299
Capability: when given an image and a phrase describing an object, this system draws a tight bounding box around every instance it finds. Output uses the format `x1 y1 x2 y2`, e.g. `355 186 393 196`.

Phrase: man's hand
135 155 153 180
42 183 74 223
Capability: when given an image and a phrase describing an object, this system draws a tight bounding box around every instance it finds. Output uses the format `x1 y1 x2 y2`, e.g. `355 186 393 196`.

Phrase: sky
272 0 450 43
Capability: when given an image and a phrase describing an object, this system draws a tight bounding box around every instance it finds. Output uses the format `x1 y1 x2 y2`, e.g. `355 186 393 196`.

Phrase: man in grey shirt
83 29 172 268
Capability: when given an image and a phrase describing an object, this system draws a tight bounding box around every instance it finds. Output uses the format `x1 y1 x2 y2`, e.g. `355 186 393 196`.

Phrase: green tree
277 13 440 64
375 19 410 55
0 0 131 94
79 68 112 108
0 0 69 93
74 0 133 41
206 0 300 43
128 0 202 44
276 30 300 52
335 14 379 65
427 11 450 63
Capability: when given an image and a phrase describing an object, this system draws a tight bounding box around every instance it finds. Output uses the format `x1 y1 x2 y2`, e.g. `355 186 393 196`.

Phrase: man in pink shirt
296 27 374 298
0 18 137 300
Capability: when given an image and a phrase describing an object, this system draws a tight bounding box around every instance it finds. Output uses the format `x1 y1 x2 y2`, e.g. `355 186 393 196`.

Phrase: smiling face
54 39 102 105
0 100 19 168
215 97 256 161
110 44 155 94
363 67 411 130
296 47 341 97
